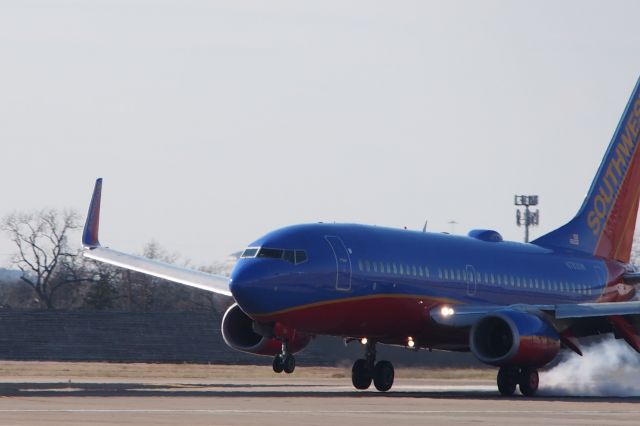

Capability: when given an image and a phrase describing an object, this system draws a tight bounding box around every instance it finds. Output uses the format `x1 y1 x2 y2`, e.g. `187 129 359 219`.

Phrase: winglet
82 178 103 248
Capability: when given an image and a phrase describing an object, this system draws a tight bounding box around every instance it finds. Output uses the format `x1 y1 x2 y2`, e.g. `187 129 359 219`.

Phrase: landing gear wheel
518 368 539 397
272 355 284 373
373 360 394 392
351 359 372 390
497 366 518 396
283 354 296 374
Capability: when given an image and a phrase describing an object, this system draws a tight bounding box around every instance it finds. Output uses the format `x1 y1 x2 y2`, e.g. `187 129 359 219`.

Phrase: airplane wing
81 178 232 297
430 301 640 327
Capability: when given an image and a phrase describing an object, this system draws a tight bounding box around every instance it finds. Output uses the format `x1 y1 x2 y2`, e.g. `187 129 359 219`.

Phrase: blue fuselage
229 223 622 347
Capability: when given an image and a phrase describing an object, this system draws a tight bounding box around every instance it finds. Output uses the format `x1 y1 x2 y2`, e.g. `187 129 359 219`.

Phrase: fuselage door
466 264 477 297
325 235 352 291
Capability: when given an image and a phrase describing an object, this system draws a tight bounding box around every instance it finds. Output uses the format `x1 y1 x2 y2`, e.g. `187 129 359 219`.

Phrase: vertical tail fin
533 77 640 263
82 178 102 248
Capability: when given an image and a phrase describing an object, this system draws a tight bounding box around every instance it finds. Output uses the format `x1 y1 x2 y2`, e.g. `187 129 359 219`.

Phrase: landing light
407 337 415 348
440 306 455 317
360 337 368 345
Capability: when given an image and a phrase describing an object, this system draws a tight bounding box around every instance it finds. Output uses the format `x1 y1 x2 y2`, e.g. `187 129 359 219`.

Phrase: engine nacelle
221 304 310 356
470 310 560 368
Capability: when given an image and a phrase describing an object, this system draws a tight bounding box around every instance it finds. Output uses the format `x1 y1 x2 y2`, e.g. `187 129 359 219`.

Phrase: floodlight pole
515 195 539 243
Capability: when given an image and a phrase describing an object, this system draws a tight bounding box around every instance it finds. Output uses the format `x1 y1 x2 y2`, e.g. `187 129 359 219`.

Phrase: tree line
3 208 640 313
0 209 232 313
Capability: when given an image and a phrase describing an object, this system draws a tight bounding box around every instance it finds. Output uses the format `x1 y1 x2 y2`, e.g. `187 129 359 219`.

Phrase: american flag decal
569 234 580 246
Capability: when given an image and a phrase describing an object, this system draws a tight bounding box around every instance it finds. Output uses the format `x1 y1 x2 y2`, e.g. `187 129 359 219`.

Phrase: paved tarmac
1 375 640 426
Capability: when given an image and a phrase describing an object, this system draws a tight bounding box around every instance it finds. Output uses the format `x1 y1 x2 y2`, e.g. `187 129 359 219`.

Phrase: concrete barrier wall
0 311 480 367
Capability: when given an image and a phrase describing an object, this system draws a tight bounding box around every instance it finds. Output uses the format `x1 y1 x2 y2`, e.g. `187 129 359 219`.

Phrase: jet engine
221 304 310 356
470 310 560 368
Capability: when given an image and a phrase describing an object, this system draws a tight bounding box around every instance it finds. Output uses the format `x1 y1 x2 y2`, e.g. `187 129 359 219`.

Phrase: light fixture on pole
515 195 539 243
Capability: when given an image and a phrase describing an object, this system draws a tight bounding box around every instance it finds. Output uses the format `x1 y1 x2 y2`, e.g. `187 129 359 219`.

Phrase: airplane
82 77 640 397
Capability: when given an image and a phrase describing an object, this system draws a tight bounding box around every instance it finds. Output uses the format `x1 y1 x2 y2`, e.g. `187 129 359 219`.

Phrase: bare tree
83 262 121 310
1 209 83 309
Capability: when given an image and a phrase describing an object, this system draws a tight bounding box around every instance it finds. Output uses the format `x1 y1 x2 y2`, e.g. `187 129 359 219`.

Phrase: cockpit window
295 250 307 264
282 250 295 264
257 248 284 259
241 248 259 258
244 247 308 265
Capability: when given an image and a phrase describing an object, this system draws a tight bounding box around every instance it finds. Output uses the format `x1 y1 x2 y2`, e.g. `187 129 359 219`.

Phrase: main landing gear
272 340 296 374
351 340 395 392
497 366 539 397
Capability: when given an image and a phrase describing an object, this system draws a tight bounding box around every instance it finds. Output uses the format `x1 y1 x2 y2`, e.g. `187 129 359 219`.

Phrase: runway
0 364 639 425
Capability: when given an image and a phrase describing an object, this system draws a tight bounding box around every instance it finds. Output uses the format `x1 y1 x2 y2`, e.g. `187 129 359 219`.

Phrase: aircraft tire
497 366 518 396
272 355 284 373
518 368 539 397
373 360 394 392
283 354 296 374
351 359 372 390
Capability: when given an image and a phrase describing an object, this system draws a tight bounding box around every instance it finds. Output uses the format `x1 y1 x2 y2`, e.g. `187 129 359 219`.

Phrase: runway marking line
0 409 639 415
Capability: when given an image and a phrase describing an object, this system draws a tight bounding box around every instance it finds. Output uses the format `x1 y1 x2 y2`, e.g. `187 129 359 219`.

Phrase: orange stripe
594 129 640 259
612 187 640 261
250 293 460 319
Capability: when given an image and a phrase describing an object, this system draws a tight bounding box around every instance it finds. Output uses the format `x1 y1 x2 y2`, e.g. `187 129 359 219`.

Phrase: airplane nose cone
229 263 255 302
229 261 285 316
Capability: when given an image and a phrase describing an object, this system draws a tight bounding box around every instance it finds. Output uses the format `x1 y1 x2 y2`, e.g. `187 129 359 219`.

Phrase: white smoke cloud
539 336 640 397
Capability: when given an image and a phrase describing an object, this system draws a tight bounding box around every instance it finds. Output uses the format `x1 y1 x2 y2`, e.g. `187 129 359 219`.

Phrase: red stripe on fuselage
251 294 467 347
596 260 635 302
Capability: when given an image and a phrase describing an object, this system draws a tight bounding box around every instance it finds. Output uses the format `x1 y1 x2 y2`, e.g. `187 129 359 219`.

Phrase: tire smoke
539 336 640 396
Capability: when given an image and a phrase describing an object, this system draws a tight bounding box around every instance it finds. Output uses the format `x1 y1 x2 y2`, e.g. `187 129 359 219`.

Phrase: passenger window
456 270 461 281
412 265 417 276
393 263 398 274
425 266 430 278
399 264 404 275
380 262 385 273
358 260 363 271
444 269 449 280
438 269 443 279
418 266 424 277
365 260 371 272
373 262 378 273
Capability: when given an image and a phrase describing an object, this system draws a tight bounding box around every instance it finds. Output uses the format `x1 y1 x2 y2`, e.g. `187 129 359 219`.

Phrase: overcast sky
2 0 640 265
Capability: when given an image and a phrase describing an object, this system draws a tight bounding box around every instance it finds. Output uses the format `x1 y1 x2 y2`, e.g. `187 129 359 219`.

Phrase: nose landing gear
351 340 395 392
497 366 539 397
272 340 296 374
